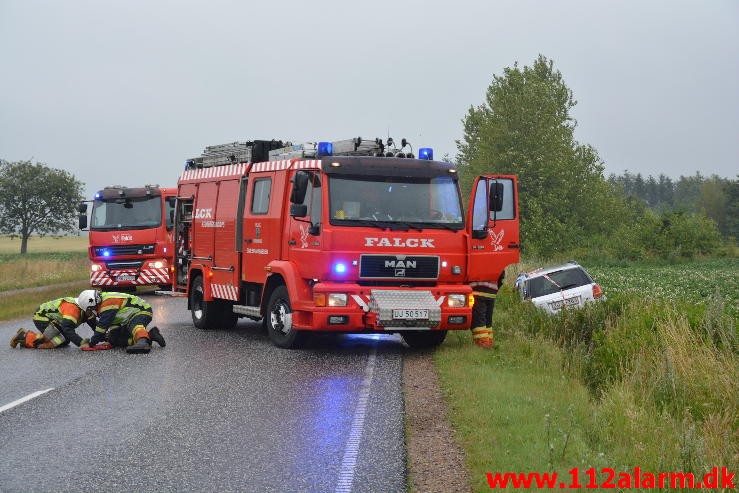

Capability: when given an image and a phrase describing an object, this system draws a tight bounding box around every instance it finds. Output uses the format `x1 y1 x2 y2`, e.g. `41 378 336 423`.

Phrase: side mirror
78 202 88 213
167 210 175 230
290 204 308 217
78 214 88 230
489 182 504 212
290 171 310 204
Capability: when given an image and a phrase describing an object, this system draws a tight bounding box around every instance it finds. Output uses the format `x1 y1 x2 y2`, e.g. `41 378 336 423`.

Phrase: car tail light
592 284 603 299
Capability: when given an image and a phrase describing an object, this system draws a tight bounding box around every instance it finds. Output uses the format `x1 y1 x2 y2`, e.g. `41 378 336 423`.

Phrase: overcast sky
1 0 737 198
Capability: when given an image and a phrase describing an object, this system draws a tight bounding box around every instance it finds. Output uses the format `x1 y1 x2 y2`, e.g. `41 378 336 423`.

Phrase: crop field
587 257 738 312
0 234 87 254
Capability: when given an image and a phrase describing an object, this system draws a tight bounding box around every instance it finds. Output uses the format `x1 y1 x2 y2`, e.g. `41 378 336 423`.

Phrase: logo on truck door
195 208 213 219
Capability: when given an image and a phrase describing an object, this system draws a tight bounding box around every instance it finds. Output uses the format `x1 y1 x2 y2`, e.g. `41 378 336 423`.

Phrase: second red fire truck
79 185 177 290
171 138 519 348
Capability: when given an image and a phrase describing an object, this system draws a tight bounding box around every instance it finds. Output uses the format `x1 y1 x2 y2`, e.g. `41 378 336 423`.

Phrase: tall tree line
608 172 738 238
456 55 727 259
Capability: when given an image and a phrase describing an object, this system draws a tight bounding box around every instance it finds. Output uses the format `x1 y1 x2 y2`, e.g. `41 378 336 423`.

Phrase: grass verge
437 258 737 491
0 281 90 321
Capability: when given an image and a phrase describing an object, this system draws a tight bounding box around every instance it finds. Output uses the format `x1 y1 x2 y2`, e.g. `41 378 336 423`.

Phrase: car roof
520 261 583 280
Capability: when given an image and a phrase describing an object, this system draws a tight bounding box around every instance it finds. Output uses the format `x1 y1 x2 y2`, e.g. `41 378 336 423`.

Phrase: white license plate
392 309 429 320
550 296 581 310
116 275 136 282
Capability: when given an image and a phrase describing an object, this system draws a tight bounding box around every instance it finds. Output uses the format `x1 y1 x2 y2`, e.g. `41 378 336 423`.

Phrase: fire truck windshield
90 196 163 231
329 175 463 229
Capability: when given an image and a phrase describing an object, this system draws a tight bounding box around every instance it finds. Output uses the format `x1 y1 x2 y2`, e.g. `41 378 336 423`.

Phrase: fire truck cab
173 138 519 348
79 185 176 290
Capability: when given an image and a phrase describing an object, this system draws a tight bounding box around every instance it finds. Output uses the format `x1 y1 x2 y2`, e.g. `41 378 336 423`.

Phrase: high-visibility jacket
33 297 89 346
95 292 152 330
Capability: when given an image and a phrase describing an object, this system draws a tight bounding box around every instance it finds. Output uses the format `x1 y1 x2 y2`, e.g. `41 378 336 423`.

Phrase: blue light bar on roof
419 148 434 160
95 193 102 199
317 142 333 157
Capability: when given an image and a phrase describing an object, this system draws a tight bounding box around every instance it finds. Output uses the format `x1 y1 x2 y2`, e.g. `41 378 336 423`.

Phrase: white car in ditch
515 261 604 314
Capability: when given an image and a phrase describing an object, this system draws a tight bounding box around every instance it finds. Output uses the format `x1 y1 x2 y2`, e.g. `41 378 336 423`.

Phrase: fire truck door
466 175 520 283
241 173 280 283
192 182 217 271
211 180 240 298
286 170 322 276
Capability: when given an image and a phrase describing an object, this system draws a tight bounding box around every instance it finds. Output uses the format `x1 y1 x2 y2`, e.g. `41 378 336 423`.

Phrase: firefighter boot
126 337 151 354
148 326 166 347
471 326 493 349
10 328 29 348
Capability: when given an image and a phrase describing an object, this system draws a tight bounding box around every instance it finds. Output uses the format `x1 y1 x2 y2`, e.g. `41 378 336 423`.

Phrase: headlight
147 260 166 269
328 293 348 307
447 294 466 308
90 264 103 272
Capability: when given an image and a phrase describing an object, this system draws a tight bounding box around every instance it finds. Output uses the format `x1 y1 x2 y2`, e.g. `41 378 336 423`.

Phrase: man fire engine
79 185 176 290
170 137 519 349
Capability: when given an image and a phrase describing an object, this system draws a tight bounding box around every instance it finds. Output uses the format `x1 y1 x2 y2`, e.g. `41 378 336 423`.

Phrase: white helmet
77 289 101 312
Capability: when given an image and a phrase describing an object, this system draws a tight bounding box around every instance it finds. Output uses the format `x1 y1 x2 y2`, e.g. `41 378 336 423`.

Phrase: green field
0 234 87 254
0 235 89 320
437 257 738 491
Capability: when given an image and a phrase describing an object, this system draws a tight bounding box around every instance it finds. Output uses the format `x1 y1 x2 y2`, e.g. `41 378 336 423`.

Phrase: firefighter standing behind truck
9 297 96 349
77 290 165 354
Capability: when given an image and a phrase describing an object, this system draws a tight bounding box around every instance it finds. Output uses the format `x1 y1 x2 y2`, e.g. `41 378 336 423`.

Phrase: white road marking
335 346 377 493
0 388 54 413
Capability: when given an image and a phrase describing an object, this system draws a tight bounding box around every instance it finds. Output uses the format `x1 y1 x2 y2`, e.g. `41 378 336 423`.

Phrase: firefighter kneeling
9 297 96 349
76 290 165 354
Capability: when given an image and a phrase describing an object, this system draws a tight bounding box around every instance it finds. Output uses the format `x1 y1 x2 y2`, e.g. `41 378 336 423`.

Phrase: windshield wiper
338 219 392 230
412 221 460 232
390 221 423 232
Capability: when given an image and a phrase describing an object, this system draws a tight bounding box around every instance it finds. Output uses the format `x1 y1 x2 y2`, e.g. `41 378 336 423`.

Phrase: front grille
94 244 155 256
106 261 144 269
359 255 439 280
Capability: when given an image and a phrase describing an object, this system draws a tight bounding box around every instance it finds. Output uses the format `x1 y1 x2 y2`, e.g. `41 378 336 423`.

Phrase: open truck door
466 175 520 285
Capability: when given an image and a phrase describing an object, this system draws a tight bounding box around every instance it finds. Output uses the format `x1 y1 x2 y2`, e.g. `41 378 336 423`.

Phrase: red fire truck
172 138 519 348
79 185 177 290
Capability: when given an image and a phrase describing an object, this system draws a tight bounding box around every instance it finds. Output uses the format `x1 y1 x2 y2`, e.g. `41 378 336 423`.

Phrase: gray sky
1 0 737 198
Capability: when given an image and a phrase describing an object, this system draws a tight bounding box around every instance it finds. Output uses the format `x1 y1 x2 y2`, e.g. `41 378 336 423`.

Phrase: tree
456 55 623 254
0 160 84 254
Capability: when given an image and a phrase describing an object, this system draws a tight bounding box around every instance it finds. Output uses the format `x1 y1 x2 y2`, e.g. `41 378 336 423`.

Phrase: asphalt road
0 294 407 493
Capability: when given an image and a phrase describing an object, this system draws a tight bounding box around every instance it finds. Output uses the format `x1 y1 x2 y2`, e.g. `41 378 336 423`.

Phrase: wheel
189 275 221 330
401 330 448 349
265 286 305 349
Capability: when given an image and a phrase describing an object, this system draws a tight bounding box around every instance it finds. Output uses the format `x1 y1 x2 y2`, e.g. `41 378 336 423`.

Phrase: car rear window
526 268 592 299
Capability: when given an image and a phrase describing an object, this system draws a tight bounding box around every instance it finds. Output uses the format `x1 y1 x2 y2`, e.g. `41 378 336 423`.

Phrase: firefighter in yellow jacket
77 290 165 354
9 297 96 349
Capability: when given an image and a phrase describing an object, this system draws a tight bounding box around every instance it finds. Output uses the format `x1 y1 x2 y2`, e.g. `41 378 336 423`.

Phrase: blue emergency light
334 262 346 274
317 142 333 156
419 148 434 160
95 193 102 199
102 249 111 257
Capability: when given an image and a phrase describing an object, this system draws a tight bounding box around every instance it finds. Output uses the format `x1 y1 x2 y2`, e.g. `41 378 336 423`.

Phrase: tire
401 330 448 349
189 275 221 330
265 286 305 349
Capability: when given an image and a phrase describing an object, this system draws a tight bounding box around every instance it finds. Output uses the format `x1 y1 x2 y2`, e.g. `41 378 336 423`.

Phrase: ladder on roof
186 136 412 169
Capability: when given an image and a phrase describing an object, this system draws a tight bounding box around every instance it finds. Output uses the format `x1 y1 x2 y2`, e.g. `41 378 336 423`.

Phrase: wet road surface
0 293 407 492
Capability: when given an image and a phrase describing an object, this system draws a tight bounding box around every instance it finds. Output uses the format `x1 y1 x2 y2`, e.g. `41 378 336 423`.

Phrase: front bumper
293 283 473 332
90 267 171 287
